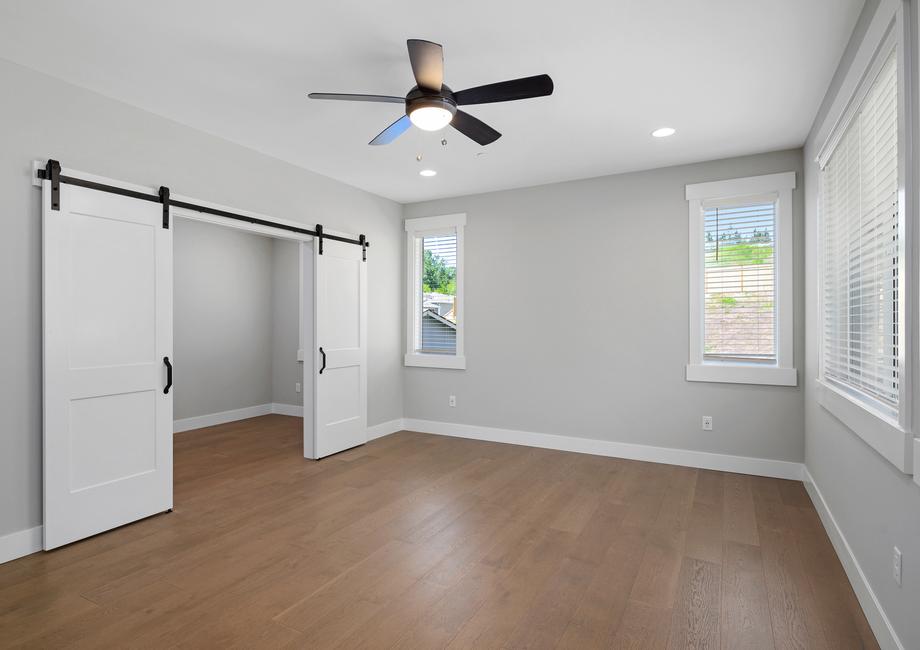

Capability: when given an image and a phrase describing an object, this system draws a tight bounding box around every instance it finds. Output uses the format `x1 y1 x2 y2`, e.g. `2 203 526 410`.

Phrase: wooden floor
0 415 878 649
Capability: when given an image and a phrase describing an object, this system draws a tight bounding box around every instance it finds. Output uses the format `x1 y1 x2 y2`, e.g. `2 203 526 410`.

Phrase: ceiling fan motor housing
405 84 457 119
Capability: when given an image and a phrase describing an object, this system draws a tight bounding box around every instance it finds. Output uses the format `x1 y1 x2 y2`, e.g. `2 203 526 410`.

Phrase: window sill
816 380 913 474
686 363 797 387
405 353 466 370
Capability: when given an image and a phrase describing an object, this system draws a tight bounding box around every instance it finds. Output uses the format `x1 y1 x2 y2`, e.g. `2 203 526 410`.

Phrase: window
704 202 776 361
815 19 913 474
405 214 465 369
820 47 900 419
821 52 902 416
686 172 796 386
419 233 457 353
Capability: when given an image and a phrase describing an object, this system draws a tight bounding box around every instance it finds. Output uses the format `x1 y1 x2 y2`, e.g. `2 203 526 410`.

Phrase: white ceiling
0 0 862 203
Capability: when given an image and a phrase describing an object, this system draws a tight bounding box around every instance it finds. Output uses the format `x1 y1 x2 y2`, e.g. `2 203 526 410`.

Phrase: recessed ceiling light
419 169 437 177
651 127 676 138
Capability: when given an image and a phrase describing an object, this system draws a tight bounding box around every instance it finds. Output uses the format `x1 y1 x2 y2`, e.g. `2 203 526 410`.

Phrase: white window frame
405 213 466 370
815 3 914 474
685 172 797 387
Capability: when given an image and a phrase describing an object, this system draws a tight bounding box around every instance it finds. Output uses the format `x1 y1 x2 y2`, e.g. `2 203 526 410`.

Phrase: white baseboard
174 404 401 442
402 418 804 480
803 468 903 650
0 525 42 565
174 403 309 432
271 403 304 417
174 403 273 432
367 418 406 440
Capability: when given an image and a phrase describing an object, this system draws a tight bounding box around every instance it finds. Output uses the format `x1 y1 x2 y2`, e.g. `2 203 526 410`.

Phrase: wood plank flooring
0 415 879 649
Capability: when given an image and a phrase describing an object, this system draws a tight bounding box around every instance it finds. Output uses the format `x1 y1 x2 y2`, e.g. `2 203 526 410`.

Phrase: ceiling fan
308 39 554 146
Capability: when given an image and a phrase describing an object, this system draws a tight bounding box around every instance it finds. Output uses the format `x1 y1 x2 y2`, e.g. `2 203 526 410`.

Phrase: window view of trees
420 234 458 352
705 228 774 265
422 249 456 296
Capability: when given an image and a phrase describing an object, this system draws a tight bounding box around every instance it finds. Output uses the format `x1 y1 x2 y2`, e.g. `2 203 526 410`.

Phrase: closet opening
172 217 314 490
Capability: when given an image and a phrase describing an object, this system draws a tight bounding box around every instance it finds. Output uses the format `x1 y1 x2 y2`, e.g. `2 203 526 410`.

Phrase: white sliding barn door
314 237 367 458
43 180 173 550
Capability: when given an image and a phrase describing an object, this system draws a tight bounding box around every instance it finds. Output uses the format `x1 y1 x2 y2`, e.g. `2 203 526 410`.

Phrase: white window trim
405 213 466 370
685 171 797 387
814 2 915 474
816 381 913 473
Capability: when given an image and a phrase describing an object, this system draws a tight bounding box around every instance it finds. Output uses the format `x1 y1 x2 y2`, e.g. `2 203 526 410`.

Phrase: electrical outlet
295 382 301 394
702 416 713 431
449 395 456 407
894 547 902 586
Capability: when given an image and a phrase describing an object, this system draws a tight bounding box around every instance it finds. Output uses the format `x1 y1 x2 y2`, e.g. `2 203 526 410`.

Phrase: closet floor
0 415 878 648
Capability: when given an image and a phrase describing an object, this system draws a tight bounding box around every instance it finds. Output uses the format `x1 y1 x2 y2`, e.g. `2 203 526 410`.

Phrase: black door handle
163 357 173 394
319 347 326 374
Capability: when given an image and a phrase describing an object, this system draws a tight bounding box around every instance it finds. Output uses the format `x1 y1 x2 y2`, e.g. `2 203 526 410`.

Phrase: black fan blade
453 74 554 106
451 110 501 145
369 115 412 145
308 93 405 104
407 39 443 92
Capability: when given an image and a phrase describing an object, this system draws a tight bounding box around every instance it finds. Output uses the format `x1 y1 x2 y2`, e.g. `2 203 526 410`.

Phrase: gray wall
803 0 920 647
174 225 304 419
173 218 274 420
272 238 304 408
403 148 806 462
0 59 404 538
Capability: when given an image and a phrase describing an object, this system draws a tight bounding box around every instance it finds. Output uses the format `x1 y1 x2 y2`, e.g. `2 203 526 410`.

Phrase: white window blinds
418 233 458 354
821 48 900 412
703 201 777 361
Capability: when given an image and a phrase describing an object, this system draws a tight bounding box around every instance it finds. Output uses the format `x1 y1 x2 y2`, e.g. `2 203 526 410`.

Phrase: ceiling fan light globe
409 106 453 131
